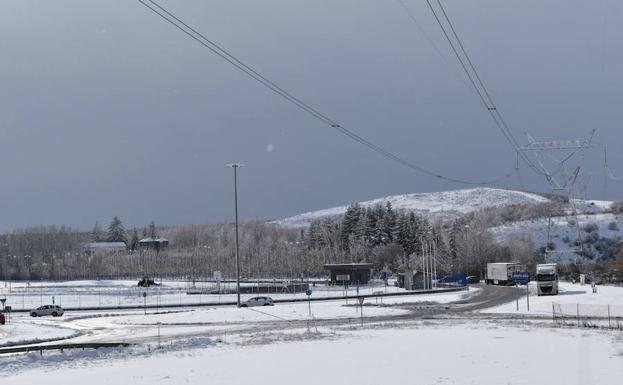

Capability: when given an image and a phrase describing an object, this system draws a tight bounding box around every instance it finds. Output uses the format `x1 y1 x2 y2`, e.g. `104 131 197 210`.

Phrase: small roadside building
82 242 127 255
324 263 374 285
138 237 169 252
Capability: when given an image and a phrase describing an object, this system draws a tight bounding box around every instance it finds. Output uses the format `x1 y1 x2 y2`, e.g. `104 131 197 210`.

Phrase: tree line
2 198 620 281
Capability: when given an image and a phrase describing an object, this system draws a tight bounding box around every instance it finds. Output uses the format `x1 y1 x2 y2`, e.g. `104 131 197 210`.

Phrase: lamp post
226 163 244 307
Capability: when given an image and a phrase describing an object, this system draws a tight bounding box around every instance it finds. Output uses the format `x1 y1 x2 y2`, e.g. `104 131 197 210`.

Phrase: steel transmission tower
517 129 607 262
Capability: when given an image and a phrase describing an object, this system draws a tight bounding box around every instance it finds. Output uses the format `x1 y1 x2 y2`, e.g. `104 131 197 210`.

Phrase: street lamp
226 163 244 307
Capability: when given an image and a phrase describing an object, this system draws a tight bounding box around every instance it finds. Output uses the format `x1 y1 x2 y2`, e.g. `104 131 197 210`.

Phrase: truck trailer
486 262 523 285
536 263 559 295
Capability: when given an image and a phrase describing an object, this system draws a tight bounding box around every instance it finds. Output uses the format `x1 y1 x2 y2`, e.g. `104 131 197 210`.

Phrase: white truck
486 262 523 285
536 263 559 295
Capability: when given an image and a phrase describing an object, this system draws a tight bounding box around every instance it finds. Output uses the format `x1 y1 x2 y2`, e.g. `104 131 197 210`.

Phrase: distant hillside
273 188 549 228
491 212 620 264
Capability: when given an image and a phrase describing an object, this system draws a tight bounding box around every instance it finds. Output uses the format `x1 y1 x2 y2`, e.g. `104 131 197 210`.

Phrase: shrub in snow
583 223 599 233
611 199 623 214
608 221 619 231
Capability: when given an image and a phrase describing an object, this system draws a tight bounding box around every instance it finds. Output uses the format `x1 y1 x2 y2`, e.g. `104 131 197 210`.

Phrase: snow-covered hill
274 188 549 228
490 212 621 264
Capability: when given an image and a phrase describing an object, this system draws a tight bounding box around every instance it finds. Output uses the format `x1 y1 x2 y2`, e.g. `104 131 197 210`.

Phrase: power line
394 0 472 91
425 0 540 175
138 0 517 186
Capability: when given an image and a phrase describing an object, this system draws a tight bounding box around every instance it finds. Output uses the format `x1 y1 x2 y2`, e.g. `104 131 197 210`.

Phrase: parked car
240 296 274 307
30 305 64 317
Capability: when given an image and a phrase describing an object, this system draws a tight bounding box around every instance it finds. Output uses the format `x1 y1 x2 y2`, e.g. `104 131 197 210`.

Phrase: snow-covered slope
490 213 622 263
274 188 549 228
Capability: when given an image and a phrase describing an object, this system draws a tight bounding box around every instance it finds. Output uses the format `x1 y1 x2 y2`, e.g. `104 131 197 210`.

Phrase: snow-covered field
3 320 622 385
274 187 549 228
1 281 622 384
1 289 478 346
484 282 623 318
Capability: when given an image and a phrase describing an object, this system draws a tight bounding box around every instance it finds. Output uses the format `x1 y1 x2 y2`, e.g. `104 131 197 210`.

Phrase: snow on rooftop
82 242 127 249
138 237 168 243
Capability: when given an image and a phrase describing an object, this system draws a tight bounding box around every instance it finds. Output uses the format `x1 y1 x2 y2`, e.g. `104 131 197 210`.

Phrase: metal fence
552 302 623 330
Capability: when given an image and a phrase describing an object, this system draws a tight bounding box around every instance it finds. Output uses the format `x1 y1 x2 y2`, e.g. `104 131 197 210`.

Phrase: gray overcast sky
1 0 622 232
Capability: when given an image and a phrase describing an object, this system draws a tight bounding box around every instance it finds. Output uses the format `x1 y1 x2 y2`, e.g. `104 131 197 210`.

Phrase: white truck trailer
486 262 523 285
536 263 559 295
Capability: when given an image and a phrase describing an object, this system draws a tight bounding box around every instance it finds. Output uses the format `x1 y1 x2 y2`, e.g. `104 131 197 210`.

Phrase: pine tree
340 203 362 252
130 228 139 252
379 202 397 244
107 216 127 243
361 206 380 245
307 220 323 249
148 221 157 238
90 221 104 242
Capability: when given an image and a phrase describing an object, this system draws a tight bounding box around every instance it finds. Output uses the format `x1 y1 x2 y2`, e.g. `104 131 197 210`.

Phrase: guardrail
0 342 131 355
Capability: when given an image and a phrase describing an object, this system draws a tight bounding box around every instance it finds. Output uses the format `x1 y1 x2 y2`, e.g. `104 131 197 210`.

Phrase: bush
611 199 623 214
608 221 619 231
584 231 600 244
583 223 599 233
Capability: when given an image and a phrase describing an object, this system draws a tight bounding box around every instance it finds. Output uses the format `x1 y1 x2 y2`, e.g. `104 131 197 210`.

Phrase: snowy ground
2 320 622 385
484 282 623 318
3 289 478 345
0 323 78 347
2 282 622 384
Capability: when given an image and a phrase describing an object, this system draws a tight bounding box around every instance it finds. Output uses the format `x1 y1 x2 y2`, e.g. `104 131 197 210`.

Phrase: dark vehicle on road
240 296 274 307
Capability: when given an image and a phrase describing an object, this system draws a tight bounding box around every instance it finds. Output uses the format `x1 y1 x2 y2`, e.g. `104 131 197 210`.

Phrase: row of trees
6 198 617 281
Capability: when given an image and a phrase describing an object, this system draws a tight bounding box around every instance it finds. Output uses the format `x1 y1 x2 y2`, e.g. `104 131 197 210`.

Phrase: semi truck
486 262 523 285
536 263 559 295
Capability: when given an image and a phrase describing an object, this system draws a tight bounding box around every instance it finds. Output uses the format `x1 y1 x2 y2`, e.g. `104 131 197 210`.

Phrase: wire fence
0 280 408 312
553 302 623 330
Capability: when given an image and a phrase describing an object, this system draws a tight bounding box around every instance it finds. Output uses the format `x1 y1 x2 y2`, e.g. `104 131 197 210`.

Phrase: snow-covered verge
2 320 622 384
274 187 549 228
483 282 623 317
0 323 79 347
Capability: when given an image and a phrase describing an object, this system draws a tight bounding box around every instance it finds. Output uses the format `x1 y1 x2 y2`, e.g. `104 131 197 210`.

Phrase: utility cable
138 0 517 186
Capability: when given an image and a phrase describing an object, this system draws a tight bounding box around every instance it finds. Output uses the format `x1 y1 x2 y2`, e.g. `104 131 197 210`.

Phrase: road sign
512 272 530 285
357 296 365 305
306 289 312 296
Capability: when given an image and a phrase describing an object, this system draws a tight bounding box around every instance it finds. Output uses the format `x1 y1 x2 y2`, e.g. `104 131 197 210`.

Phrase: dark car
467 276 480 284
